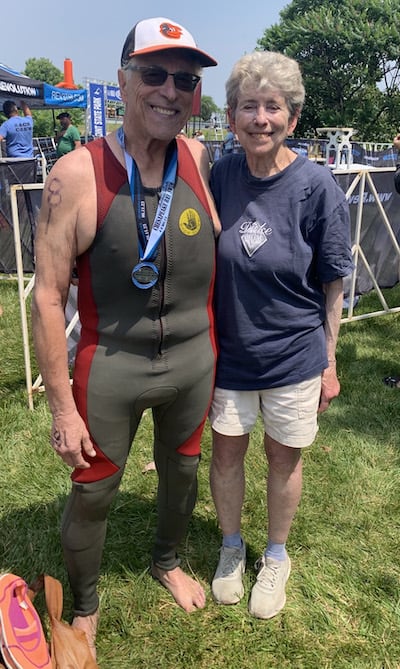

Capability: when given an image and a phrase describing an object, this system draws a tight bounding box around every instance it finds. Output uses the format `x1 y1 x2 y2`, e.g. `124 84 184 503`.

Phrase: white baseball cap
121 17 217 68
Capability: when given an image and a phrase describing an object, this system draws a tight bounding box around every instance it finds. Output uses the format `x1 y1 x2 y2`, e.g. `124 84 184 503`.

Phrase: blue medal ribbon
117 127 177 288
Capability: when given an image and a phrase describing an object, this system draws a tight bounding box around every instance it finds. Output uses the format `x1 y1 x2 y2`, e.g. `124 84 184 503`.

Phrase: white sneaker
248 553 291 619
211 542 246 604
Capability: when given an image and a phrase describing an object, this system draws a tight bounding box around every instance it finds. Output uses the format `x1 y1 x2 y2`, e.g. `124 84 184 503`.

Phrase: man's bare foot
151 564 206 612
72 610 99 661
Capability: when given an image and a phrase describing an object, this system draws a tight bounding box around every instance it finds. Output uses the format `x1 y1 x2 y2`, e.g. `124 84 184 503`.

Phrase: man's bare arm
32 151 97 467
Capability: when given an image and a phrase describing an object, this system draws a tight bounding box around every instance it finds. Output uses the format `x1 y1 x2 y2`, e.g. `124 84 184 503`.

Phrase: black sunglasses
128 65 201 92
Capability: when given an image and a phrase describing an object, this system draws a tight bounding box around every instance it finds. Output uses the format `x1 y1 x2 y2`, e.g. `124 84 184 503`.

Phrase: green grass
1 278 400 668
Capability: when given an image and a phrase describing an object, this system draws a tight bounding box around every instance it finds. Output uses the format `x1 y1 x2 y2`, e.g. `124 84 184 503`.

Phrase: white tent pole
10 184 41 409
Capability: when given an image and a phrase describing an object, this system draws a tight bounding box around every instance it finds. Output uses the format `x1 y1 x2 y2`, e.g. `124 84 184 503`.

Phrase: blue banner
43 83 87 108
106 85 121 102
89 83 106 137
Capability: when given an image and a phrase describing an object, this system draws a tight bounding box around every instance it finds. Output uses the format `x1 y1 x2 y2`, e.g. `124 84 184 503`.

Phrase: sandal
383 375 400 388
0 573 52 669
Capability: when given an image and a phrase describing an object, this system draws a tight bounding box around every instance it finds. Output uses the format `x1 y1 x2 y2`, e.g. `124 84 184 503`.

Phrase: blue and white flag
89 83 106 137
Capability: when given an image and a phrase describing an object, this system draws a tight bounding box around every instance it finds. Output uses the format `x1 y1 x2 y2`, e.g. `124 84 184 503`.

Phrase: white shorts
209 376 321 448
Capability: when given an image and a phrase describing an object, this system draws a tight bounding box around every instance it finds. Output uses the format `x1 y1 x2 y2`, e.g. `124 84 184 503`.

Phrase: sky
3 0 289 109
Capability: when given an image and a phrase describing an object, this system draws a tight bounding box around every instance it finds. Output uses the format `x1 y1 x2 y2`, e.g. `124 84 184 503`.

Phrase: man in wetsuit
32 17 219 659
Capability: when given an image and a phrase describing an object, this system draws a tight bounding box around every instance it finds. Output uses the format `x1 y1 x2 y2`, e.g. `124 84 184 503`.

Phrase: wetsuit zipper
156 216 167 358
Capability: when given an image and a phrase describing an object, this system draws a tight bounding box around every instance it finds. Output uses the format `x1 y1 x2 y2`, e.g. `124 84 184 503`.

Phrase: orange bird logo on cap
159 22 183 40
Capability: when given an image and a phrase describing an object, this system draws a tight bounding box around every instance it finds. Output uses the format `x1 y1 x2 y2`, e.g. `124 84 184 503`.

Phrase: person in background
222 127 235 154
55 112 81 157
0 100 33 157
209 50 353 620
31 16 219 660
382 133 400 385
393 131 400 195
393 131 400 153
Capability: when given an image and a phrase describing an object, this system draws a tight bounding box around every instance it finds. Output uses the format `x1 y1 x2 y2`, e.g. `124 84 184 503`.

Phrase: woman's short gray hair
226 51 305 119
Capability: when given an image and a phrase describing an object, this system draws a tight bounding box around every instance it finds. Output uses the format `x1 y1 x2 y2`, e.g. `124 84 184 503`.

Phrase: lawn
0 278 400 669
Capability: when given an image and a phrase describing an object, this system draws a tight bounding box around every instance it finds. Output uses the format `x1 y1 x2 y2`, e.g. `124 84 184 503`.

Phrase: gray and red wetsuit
61 137 217 616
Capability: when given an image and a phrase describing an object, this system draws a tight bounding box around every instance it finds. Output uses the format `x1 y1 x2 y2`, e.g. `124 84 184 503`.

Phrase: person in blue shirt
222 128 235 154
209 50 353 620
0 100 34 158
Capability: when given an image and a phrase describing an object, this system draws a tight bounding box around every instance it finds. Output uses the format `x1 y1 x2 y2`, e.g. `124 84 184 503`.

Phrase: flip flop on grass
0 573 52 669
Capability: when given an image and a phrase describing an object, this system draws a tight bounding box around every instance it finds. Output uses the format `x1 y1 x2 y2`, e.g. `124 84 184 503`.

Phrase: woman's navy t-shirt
210 153 354 390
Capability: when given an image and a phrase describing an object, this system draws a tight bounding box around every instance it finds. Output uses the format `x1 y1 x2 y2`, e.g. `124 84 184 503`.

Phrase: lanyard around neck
117 127 177 261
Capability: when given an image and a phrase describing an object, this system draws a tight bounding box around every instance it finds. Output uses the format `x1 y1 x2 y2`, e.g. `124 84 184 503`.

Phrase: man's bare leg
151 565 206 612
72 610 99 661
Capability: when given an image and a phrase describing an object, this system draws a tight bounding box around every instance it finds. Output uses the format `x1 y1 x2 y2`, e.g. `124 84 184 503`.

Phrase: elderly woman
209 51 353 619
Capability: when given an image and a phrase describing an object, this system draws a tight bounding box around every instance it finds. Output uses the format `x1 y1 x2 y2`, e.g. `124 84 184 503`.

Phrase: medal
131 261 159 289
117 129 177 291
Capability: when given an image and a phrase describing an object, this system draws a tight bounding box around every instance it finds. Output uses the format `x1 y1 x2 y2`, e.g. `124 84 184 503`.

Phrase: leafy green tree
201 95 219 122
258 0 400 141
29 110 55 138
24 58 63 86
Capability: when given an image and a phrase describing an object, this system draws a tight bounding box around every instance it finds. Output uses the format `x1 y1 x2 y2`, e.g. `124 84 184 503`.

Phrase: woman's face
229 85 298 159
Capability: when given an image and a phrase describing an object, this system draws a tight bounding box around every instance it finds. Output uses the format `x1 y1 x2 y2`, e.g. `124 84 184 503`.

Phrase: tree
257 0 400 141
201 95 220 122
24 58 63 86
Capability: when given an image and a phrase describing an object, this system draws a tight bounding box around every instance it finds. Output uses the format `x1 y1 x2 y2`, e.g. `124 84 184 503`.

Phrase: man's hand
50 410 96 469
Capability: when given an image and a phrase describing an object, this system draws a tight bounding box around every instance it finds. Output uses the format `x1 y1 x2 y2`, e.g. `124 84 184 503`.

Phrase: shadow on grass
318 314 400 463
0 488 223 615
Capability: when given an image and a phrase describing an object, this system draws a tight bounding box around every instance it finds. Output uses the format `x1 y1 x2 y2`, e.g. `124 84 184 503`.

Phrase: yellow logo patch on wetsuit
179 208 201 236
